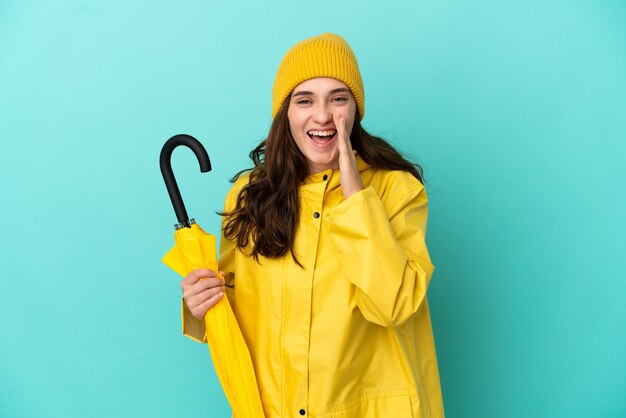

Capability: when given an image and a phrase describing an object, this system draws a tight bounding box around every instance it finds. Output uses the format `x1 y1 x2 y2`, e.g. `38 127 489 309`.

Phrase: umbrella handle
160 134 212 229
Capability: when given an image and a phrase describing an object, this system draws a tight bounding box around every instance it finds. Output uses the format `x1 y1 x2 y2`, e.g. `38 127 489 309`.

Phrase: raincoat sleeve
328 172 435 327
181 179 242 343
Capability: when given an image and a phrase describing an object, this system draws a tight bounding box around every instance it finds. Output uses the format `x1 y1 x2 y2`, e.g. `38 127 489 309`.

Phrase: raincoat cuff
181 299 207 343
332 186 376 214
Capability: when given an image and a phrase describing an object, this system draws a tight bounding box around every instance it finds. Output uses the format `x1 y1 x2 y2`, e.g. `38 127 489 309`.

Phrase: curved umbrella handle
160 134 212 229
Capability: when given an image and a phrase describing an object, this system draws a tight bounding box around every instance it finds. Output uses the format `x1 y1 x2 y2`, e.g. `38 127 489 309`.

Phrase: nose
312 104 333 124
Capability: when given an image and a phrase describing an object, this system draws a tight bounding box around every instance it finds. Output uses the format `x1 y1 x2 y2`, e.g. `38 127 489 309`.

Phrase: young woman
180 33 445 418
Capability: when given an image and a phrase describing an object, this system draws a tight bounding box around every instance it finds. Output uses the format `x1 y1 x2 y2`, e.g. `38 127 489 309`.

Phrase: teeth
308 130 336 137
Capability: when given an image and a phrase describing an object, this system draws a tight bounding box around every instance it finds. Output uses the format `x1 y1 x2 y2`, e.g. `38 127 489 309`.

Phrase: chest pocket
323 391 417 418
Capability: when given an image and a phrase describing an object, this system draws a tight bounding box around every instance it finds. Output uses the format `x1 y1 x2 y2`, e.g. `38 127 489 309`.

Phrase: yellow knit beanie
272 33 365 120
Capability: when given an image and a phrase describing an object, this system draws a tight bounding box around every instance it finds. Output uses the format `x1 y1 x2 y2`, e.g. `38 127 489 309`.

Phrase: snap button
313 212 320 219
299 409 306 415
322 174 328 181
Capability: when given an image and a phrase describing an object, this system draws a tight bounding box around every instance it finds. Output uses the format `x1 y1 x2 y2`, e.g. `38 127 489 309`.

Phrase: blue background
1 1 625 417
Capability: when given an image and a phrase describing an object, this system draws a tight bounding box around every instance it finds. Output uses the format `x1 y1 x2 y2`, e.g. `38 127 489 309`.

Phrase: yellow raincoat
183 156 445 418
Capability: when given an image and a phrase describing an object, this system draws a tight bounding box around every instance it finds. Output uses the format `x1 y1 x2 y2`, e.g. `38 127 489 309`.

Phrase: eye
296 99 312 105
332 96 348 103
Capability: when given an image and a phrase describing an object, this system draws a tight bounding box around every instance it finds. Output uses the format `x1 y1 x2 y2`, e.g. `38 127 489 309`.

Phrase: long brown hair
221 96 423 262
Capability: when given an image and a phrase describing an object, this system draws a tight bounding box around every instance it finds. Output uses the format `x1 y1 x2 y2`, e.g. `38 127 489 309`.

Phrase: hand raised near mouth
333 113 364 199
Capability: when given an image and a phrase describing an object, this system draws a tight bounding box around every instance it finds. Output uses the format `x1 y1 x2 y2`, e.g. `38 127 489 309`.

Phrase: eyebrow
292 87 351 97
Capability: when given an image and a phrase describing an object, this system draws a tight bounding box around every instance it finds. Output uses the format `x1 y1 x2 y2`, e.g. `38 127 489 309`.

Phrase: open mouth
307 129 337 143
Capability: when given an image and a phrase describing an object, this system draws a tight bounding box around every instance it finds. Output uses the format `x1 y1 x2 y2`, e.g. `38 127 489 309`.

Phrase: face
287 77 357 174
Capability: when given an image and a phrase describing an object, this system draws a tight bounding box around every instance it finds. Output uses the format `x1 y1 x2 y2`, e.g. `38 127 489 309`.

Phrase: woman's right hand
181 268 225 320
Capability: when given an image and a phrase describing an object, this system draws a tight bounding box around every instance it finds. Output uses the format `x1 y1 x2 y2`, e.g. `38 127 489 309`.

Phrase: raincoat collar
302 154 370 185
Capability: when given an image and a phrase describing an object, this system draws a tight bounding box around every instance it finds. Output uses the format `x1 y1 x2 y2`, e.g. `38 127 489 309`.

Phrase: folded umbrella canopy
160 134 264 418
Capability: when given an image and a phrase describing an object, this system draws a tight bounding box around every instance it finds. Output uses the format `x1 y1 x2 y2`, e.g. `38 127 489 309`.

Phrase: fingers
333 113 363 198
184 276 223 296
180 268 228 319
333 113 352 156
193 284 225 306
182 268 220 286
182 274 226 319
181 268 225 298
190 290 224 319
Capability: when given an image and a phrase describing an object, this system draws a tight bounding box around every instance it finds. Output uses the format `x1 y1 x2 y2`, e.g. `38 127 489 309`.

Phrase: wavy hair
221 95 423 262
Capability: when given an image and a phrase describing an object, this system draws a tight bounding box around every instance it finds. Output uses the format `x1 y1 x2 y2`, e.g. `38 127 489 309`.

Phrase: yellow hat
272 33 365 120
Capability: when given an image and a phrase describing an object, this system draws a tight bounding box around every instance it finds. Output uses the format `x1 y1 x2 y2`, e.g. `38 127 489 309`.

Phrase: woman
180 33 445 417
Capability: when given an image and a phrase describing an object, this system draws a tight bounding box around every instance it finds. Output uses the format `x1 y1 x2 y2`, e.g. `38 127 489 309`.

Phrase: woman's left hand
334 113 364 199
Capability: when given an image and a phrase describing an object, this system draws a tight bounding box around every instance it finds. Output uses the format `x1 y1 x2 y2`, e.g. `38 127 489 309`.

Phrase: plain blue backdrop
1 1 625 417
